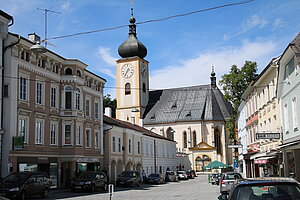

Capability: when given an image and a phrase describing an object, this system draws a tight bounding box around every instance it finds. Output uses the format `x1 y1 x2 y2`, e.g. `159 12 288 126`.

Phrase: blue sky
1 0 300 97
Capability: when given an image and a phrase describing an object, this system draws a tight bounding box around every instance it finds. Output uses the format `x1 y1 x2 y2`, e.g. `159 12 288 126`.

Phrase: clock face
121 64 134 78
140 64 147 78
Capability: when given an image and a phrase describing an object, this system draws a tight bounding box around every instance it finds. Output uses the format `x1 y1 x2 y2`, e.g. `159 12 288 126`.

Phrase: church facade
115 15 233 171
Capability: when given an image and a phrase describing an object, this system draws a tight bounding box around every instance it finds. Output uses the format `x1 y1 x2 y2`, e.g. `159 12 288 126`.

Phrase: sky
1 0 300 97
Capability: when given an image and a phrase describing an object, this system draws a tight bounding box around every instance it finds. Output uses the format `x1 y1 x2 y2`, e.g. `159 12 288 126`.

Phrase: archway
195 155 211 171
136 163 142 175
117 160 123 176
125 161 132 171
111 160 116 182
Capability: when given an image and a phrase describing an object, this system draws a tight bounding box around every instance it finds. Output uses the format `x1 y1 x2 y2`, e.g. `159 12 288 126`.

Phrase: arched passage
195 155 211 171
117 160 123 176
125 161 132 171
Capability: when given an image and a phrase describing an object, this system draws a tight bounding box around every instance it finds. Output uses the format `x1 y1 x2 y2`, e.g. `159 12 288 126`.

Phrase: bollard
108 184 114 200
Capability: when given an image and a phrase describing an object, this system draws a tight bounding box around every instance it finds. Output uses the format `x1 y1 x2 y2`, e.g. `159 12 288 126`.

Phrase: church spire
211 66 216 88
118 2 147 59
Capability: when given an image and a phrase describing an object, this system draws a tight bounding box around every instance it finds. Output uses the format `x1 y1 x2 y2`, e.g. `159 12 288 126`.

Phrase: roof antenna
130 0 134 16
37 8 61 48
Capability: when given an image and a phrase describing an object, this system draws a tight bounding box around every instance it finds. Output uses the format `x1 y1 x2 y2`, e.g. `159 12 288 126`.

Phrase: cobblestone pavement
35 175 220 200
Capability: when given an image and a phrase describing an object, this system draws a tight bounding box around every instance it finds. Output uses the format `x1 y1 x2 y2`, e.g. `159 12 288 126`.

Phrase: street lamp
30 41 47 53
131 108 139 125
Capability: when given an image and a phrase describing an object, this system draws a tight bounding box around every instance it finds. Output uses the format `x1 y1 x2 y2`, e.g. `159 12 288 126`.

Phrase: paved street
34 175 220 200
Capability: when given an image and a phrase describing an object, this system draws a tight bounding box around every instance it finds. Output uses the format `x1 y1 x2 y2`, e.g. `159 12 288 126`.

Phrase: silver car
220 172 242 195
177 171 188 180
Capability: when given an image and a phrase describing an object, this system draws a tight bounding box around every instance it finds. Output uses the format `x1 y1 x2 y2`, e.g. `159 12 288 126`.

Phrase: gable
189 141 216 151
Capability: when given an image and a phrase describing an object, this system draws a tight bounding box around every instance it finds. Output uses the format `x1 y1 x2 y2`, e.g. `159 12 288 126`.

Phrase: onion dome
118 16 147 59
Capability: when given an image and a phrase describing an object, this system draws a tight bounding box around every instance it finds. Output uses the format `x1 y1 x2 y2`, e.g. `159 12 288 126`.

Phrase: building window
292 97 298 131
284 104 289 134
143 83 146 92
183 131 187 148
50 123 57 145
64 125 71 145
65 86 72 109
19 118 27 144
129 138 132 153
35 121 43 144
19 77 27 100
138 141 141 154
77 70 81 77
118 138 121 152
95 131 99 149
112 136 116 152
75 89 80 110
65 68 73 75
4 85 9 97
95 102 99 119
166 128 174 141
85 99 90 117
125 83 131 95
76 125 82 146
36 82 43 104
86 129 91 148
51 87 56 108
193 131 197 147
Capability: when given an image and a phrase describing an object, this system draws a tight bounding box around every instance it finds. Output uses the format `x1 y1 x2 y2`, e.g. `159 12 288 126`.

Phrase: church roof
142 84 233 124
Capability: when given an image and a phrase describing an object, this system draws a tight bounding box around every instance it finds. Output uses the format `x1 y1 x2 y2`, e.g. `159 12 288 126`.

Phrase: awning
278 141 300 149
250 152 267 160
254 156 275 164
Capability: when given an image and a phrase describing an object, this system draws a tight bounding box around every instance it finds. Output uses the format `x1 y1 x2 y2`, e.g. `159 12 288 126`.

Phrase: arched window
65 68 73 75
195 155 211 171
77 70 81 77
125 83 131 95
193 131 197 147
214 128 222 155
65 86 72 109
166 127 174 141
75 88 81 110
183 131 187 148
142 83 146 92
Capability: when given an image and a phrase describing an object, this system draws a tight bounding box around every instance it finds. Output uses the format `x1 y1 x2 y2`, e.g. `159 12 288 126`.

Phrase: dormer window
65 68 73 75
171 101 177 108
186 110 191 117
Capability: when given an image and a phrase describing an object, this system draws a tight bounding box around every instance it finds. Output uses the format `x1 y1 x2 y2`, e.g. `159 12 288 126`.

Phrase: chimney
105 107 112 118
28 33 40 43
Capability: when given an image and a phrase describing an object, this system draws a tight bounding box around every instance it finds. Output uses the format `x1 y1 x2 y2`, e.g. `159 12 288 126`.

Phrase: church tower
116 14 149 126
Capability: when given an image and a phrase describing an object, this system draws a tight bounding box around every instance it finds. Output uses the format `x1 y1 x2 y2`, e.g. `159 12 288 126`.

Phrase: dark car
219 172 242 194
116 171 141 187
70 171 108 192
186 170 195 179
165 171 178 182
146 173 165 184
2 171 51 200
218 177 300 200
211 173 221 185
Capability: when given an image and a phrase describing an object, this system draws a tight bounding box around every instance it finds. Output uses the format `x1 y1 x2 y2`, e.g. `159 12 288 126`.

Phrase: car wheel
42 189 49 198
19 190 26 200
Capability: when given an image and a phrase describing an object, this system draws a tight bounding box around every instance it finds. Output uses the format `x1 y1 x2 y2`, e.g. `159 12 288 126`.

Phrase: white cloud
245 15 268 29
60 1 72 12
150 40 277 90
98 47 118 66
272 18 285 30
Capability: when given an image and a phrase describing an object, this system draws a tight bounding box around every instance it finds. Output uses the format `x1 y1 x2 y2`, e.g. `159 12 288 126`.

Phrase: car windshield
224 174 241 180
79 172 95 179
149 174 159 178
233 183 300 200
119 171 132 178
4 173 28 183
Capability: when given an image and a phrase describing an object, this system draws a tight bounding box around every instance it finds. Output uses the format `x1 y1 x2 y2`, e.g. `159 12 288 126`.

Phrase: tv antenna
37 8 61 48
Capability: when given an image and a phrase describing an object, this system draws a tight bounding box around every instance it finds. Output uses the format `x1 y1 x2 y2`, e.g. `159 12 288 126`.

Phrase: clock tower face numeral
140 64 147 78
121 64 134 78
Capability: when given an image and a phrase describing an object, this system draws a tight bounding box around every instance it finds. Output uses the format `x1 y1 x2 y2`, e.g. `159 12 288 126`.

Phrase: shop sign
228 144 242 148
12 136 24 150
254 159 268 164
256 132 280 139
77 157 100 163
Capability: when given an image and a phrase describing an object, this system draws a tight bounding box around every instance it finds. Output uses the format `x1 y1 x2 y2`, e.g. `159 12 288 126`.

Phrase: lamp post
30 41 47 53
131 108 139 125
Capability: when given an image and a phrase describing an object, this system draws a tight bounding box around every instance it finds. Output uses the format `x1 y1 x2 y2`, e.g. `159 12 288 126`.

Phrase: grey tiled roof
143 85 233 124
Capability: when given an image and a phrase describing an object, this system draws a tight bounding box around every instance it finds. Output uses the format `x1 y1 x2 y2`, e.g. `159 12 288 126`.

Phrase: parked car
220 172 242 194
116 171 141 187
146 173 165 184
186 170 195 179
2 171 51 200
165 171 178 182
218 177 300 200
177 171 188 180
70 171 108 192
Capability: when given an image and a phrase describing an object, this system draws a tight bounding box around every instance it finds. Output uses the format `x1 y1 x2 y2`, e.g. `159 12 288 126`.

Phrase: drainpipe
1 34 20 177
154 140 157 173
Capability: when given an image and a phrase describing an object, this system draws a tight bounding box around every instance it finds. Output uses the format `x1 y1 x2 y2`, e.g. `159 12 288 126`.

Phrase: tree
219 61 258 141
103 94 117 118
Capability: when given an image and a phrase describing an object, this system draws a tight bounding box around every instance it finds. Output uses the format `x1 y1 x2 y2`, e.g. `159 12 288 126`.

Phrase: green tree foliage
103 94 117 118
219 61 258 141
